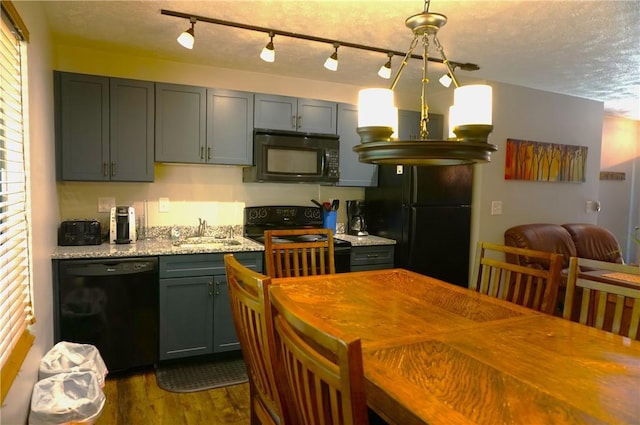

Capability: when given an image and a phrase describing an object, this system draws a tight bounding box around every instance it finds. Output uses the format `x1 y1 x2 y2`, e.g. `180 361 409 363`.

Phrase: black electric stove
244 205 351 272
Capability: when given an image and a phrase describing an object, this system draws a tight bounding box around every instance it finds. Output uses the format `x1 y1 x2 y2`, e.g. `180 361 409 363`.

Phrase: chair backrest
471 241 563 315
224 254 290 425
264 228 336 278
563 257 640 339
269 285 369 425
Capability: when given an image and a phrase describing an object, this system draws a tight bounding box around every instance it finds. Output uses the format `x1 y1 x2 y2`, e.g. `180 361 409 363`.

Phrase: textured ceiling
40 0 640 119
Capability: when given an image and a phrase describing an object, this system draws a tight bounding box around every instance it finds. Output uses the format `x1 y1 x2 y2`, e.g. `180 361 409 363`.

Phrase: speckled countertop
52 236 264 260
334 234 396 246
52 234 396 260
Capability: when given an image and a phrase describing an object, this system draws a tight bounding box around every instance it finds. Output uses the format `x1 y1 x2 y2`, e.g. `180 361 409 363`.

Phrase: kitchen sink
179 237 242 248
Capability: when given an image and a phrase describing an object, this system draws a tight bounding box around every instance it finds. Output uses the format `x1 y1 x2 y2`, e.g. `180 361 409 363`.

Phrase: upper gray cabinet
398 110 444 140
254 94 337 134
155 83 206 163
207 89 254 165
54 71 154 182
337 103 377 187
155 83 254 165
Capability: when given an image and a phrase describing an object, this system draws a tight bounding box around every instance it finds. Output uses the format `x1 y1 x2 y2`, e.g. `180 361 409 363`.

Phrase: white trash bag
29 371 106 425
39 341 108 387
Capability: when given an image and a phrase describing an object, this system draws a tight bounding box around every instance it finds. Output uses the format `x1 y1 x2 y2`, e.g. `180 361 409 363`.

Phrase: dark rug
155 357 248 393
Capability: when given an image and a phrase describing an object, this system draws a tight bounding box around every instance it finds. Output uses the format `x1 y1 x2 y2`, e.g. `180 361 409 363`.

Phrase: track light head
324 43 339 71
378 52 393 79
177 17 196 49
439 72 452 87
260 32 275 62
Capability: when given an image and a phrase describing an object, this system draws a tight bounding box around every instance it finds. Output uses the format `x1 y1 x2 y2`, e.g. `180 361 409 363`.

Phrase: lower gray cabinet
159 252 263 360
350 245 395 271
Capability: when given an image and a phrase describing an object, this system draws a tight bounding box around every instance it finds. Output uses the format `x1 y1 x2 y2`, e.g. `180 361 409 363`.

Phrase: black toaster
58 220 103 246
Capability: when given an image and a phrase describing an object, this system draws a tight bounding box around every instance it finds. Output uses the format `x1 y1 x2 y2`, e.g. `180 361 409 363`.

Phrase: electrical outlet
159 197 170 213
396 165 404 174
491 200 503 216
98 197 115 213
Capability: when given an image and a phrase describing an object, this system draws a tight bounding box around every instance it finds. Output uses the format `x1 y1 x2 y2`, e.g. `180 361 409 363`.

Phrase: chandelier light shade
324 43 339 71
177 17 196 49
260 32 275 62
353 0 497 165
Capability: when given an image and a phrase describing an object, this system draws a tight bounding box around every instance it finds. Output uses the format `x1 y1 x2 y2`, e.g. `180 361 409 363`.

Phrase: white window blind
0 1 34 404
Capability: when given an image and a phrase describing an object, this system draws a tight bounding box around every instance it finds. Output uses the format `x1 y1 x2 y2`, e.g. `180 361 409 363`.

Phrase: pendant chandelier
354 0 497 166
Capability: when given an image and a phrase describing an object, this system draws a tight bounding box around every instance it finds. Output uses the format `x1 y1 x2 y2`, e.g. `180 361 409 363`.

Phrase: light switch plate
491 201 503 216
159 197 170 213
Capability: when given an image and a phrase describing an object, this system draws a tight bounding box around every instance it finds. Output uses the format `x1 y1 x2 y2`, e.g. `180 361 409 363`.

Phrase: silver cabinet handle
208 280 213 296
103 162 109 177
200 146 205 160
292 115 296 129
297 115 302 129
111 162 116 176
207 146 211 160
215 281 221 296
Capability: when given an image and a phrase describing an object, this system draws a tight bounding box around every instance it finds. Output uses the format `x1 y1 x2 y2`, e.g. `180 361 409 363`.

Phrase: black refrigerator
364 164 472 287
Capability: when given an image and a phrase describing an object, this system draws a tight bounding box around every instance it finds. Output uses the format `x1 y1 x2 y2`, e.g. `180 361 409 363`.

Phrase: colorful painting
505 138 587 182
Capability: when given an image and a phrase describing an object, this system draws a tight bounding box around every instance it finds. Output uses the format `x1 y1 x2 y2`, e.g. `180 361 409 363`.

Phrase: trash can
29 371 106 425
38 341 108 387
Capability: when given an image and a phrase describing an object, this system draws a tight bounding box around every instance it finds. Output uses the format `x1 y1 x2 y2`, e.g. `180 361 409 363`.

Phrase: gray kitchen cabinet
398 110 444 140
155 84 253 165
337 103 377 187
350 245 395 271
254 93 337 134
155 83 207 163
54 71 154 181
207 89 254 165
158 252 263 360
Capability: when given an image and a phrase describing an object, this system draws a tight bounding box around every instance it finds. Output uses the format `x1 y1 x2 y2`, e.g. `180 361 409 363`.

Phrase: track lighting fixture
260 31 275 63
378 52 393 79
439 72 452 87
177 17 196 49
324 43 339 71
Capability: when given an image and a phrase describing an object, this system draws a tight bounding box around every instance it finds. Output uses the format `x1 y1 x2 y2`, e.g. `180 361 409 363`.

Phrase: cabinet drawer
159 252 261 278
350 245 394 267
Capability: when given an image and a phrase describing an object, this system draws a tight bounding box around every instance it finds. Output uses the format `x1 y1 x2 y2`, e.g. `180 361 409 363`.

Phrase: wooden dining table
269 268 640 425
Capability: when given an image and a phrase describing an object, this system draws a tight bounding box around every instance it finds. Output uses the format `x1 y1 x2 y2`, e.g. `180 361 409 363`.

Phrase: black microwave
243 129 340 184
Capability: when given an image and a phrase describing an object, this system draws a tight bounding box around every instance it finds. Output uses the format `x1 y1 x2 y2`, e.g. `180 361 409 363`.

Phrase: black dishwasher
54 257 159 372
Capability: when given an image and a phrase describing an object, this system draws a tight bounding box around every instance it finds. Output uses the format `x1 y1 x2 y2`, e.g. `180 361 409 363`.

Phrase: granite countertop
335 234 396 246
52 236 265 260
52 233 397 260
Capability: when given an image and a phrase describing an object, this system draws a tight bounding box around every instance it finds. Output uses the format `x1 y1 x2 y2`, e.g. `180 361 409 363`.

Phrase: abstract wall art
505 138 588 182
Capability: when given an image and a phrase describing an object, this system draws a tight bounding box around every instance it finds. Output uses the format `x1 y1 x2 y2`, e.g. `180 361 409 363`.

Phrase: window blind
0 1 34 404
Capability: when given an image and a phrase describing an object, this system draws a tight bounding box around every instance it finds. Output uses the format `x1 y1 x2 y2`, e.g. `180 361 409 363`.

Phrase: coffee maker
110 206 136 244
346 200 368 236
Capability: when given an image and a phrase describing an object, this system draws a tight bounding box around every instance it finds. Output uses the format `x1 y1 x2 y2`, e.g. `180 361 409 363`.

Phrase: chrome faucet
197 218 207 237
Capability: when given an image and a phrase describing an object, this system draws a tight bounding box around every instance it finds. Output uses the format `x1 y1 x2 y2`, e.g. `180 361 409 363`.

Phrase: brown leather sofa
504 223 623 268
504 223 624 316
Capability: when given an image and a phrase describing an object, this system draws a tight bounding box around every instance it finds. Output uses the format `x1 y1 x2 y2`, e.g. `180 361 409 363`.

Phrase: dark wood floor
96 367 250 425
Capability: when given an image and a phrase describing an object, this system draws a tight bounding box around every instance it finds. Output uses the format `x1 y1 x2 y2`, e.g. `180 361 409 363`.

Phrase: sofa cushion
504 223 576 269
561 223 624 264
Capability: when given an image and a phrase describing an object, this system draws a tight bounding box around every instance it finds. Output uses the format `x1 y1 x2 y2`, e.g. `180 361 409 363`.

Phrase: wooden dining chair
471 241 563 315
563 257 640 339
269 285 370 425
264 228 335 278
224 254 293 425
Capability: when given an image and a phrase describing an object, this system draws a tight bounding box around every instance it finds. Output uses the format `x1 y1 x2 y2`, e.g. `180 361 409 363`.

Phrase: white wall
598 115 640 263
1 3 58 424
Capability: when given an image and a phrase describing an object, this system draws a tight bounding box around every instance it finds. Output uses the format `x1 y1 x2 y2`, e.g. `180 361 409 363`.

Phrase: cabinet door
254 94 297 131
155 83 206 163
56 72 110 181
110 78 154 181
207 89 254 165
337 103 377 187
297 98 337 134
212 276 241 353
159 276 213 360
398 110 444 140
350 245 395 271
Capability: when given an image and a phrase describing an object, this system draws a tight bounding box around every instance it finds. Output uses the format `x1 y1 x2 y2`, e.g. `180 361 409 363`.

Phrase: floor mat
155 357 248 393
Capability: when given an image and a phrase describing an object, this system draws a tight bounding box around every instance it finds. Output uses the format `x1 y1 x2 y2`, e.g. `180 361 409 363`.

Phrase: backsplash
57 163 364 229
